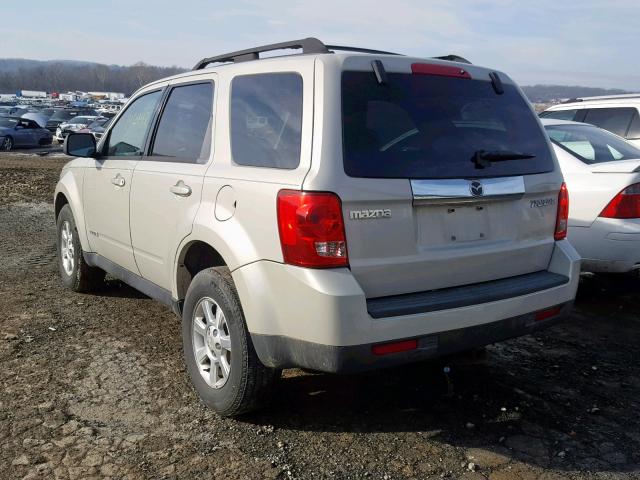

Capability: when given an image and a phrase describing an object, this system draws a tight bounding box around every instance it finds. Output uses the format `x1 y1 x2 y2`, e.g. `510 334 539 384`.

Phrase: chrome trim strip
411 176 525 205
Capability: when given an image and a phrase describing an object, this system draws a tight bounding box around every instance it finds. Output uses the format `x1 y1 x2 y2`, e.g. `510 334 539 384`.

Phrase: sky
2 0 639 89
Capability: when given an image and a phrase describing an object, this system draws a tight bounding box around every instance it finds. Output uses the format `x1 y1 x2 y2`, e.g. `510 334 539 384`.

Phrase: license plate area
416 203 491 246
445 205 490 243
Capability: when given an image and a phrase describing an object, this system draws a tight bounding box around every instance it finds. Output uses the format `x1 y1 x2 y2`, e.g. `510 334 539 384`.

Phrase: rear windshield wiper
471 149 535 169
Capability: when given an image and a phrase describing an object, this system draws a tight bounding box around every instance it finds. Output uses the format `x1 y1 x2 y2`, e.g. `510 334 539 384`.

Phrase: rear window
342 71 554 179
546 124 640 164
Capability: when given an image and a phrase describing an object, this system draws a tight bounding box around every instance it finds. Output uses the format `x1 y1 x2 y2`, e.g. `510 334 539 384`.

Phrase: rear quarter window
230 73 303 169
583 107 635 137
342 71 554 179
627 110 640 139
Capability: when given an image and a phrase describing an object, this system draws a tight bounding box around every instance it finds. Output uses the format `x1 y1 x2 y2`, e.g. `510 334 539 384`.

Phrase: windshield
67 116 94 124
0 118 18 128
546 124 640 164
50 111 78 121
341 71 554 179
87 118 109 129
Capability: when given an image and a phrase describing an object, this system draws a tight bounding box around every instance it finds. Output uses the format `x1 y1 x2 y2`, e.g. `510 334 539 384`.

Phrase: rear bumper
569 218 640 273
232 240 580 371
251 302 572 373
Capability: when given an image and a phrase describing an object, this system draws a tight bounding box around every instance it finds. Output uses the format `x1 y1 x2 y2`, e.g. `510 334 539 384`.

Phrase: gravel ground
1 152 639 480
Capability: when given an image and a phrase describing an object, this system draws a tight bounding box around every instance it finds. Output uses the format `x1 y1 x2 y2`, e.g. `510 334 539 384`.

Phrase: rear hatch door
328 60 562 298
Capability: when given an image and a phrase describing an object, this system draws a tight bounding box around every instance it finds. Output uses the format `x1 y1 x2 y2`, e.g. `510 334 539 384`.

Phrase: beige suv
55 38 580 416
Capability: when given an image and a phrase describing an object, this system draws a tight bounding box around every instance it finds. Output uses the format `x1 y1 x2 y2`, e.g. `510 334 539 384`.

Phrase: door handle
111 174 125 187
170 180 192 197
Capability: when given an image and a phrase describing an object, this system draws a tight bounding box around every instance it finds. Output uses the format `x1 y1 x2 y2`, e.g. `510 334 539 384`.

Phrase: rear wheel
182 267 281 416
2 136 13 151
57 204 105 292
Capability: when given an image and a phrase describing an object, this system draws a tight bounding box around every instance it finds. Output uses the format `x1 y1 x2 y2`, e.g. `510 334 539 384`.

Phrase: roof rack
325 45 402 56
193 37 471 70
193 37 329 70
565 93 640 102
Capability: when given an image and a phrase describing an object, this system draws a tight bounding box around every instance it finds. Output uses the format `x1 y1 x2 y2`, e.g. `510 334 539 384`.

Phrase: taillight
554 182 569 240
277 190 348 268
599 183 640 219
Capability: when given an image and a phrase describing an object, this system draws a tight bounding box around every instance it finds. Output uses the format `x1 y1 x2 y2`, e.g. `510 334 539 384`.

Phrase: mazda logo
470 180 484 197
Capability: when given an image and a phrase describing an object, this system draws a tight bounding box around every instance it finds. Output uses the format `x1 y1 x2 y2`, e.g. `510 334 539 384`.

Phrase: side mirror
64 132 97 158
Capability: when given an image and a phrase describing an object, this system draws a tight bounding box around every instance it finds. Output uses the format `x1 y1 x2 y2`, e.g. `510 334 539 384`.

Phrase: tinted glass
87 118 109 129
230 73 303 169
342 71 554 179
583 107 635 137
106 91 161 157
151 83 214 163
0 118 18 128
547 124 640 164
539 109 577 121
627 110 640 139
49 111 76 121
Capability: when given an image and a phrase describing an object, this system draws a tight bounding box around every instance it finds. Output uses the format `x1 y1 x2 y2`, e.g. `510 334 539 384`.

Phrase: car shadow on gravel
91 278 150 300
237 274 640 474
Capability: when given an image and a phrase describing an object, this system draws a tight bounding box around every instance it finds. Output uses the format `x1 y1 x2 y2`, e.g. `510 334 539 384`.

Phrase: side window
627 110 640 139
230 73 303 169
539 109 577 121
106 90 162 157
150 82 214 164
583 107 635 137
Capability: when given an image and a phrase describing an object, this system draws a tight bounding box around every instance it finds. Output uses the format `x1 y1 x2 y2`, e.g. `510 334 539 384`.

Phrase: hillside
0 58 636 101
0 58 187 95
521 84 632 103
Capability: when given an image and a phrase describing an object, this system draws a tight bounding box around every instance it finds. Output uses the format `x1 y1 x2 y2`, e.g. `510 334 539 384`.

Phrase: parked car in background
0 106 28 117
46 108 97 134
540 95 640 148
543 118 640 273
21 112 49 128
55 38 580 416
55 115 100 142
77 116 112 141
0 117 53 150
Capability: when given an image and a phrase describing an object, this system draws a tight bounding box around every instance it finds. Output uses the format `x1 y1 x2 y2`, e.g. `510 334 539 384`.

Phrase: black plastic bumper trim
251 302 572 374
366 271 569 319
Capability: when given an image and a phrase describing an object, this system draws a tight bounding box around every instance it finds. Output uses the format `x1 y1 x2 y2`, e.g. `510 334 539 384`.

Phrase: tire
56 204 105 292
2 136 13 151
182 267 281 416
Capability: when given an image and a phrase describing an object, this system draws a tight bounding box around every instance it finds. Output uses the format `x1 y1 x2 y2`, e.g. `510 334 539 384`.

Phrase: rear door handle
111 174 125 187
170 180 192 197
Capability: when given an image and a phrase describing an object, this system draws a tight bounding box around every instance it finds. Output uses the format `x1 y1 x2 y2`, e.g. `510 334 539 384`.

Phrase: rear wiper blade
471 149 535 169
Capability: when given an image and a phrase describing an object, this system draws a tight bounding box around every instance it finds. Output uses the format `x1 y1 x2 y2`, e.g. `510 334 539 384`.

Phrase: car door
83 89 164 273
129 79 215 290
14 120 32 147
24 120 42 146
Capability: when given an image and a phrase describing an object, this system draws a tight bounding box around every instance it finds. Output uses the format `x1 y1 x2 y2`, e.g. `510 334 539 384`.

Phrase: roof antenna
371 60 388 85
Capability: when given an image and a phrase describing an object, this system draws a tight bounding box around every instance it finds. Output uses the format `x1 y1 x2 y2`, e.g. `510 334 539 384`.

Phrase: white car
540 94 640 148
542 118 640 273
56 115 99 142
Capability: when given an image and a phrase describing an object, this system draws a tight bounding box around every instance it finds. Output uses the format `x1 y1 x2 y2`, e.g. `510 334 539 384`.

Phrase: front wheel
56 204 105 292
182 267 281 416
